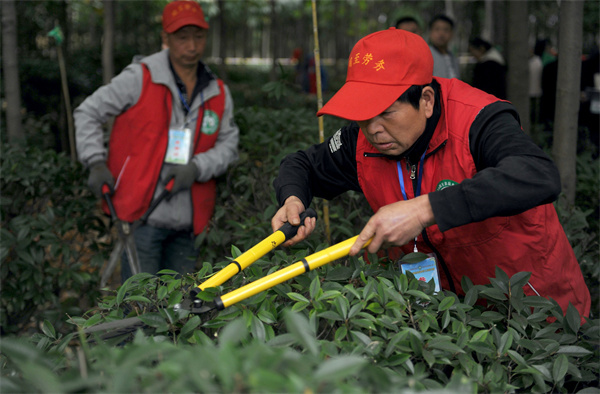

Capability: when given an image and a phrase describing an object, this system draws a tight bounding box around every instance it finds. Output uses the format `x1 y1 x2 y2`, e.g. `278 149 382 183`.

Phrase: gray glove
164 162 199 194
87 162 114 198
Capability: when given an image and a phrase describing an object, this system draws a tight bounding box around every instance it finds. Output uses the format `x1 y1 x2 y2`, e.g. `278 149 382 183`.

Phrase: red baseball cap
317 28 433 121
162 1 209 33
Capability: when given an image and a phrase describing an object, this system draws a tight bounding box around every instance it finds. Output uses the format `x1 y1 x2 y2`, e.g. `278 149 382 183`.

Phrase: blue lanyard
178 88 191 114
396 149 426 200
396 149 426 252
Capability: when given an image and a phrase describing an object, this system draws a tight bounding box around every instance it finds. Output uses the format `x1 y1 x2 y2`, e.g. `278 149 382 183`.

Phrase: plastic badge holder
400 256 441 293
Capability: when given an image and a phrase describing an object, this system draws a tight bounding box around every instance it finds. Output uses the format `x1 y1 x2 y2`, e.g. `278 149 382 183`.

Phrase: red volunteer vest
356 78 591 318
106 65 225 235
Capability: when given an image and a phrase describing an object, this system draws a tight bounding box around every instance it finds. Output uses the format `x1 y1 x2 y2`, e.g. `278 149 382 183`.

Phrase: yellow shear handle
197 208 317 291
214 235 372 310
198 231 286 290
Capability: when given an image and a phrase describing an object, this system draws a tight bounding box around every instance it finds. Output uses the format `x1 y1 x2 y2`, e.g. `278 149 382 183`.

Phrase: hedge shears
99 179 174 288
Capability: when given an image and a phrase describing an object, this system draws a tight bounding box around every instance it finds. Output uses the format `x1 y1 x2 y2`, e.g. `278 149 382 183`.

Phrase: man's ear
161 31 168 48
421 86 435 118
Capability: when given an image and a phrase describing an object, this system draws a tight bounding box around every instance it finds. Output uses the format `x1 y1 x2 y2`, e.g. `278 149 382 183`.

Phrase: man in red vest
75 1 239 281
271 28 591 320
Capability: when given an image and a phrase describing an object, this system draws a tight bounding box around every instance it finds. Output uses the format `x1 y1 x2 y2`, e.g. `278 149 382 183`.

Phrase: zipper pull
410 164 417 180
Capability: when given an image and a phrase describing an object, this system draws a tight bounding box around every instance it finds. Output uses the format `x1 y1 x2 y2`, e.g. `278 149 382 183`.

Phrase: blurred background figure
468 37 507 99
428 14 460 79
395 16 423 36
529 39 545 126
291 47 328 95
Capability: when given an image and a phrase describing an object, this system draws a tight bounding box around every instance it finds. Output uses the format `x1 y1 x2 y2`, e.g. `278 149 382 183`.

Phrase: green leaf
179 315 201 339
509 271 531 290
287 292 309 303
124 295 152 303
556 346 592 356
309 276 321 300
428 340 465 354
471 329 489 342
507 350 527 365
565 303 581 334
467 341 495 356
157 285 168 301
285 311 318 356
399 252 430 264
250 314 266 342
314 355 367 381
218 318 247 346
552 354 569 382
438 296 455 311
138 313 169 332
41 320 56 340
318 311 344 321
406 289 431 300
463 287 478 306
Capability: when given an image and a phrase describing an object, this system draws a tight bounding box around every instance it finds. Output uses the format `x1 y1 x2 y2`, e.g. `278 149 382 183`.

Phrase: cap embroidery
374 59 385 71
362 53 373 65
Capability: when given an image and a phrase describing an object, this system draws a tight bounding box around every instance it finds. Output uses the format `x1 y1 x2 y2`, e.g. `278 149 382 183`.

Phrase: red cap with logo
162 1 209 33
317 28 433 121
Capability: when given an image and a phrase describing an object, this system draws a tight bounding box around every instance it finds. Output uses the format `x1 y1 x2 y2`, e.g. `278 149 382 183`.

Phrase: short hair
469 37 492 51
398 79 440 110
395 16 419 28
429 14 454 29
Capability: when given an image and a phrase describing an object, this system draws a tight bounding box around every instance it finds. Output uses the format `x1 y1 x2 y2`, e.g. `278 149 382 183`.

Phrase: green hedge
1 78 598 391
1 262 599 392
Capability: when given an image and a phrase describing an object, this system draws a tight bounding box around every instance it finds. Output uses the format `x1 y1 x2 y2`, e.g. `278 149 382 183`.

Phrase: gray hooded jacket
74 49 239 231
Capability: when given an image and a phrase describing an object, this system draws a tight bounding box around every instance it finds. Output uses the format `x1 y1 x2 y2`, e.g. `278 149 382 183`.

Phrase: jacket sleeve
73 64 144 168
274 122 362 208
429 101 561 232
192 84 240 182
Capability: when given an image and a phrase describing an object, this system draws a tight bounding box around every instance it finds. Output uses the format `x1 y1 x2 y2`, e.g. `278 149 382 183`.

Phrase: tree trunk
552 0 583 207
217 0 227 82
2 0 25 146
102 0 115 85
506 0 530 136
269 0 278 82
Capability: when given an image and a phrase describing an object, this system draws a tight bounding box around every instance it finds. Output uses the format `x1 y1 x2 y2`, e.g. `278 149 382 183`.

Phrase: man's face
163 25 207 69
429 20 453 50
356 88 434 156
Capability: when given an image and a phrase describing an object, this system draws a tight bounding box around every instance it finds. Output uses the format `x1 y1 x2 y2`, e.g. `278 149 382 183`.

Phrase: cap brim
317 81 411 121
165 17 209 33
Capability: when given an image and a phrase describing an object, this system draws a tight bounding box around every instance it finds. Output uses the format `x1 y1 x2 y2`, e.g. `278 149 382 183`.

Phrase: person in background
395 16 422 36
428 14 460 79
468 37 507 99
529 39 545 126
271 28 590 321
74 0 239 282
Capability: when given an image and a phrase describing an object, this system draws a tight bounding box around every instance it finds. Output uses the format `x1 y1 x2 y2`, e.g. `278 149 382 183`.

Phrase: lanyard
396 149 426 252
177 87 191 114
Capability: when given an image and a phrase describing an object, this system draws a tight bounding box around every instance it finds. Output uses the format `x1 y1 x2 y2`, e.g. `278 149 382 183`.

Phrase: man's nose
362 118 381 135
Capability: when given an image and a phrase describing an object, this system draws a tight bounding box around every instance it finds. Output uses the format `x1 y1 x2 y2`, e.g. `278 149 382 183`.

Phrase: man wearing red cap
75 1 239 281
271 28 590 320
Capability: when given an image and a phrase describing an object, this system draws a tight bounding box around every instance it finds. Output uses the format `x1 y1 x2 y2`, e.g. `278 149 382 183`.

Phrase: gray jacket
430 45 461 80
74 49 239 231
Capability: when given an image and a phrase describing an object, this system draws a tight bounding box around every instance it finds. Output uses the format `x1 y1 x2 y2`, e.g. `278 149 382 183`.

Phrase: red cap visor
317 81 412 121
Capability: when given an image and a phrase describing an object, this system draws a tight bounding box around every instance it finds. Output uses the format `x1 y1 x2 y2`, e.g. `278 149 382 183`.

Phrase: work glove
164 162 198 195
87 162 114 198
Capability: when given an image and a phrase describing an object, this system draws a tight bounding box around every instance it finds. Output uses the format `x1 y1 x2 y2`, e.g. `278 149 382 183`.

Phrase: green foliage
2 263 598 392
0 145 106 335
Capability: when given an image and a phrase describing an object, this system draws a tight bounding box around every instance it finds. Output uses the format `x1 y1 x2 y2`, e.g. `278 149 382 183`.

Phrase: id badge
400 255 441 293
165 128 192 164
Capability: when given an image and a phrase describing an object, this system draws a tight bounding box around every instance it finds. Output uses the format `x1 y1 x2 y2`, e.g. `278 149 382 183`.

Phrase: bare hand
349 194 435 255
271 196 317 247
